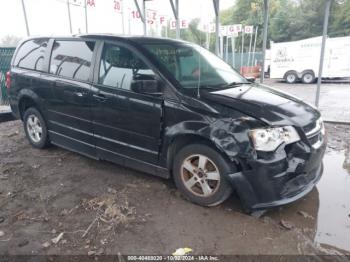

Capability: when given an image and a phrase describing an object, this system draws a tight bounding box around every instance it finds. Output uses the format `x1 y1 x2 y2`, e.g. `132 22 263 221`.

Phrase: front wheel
173 144 234 207
23 107 50 149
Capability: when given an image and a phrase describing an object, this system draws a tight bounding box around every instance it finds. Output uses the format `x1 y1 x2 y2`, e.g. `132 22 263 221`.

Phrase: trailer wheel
284 71 298 84
301 71 315 84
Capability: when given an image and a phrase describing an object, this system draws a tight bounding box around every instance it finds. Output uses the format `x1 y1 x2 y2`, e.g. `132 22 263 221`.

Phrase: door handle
93 93 107 101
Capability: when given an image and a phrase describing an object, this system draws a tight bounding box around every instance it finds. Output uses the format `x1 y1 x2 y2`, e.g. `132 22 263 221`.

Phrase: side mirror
131 79 162 95
245 77 256 83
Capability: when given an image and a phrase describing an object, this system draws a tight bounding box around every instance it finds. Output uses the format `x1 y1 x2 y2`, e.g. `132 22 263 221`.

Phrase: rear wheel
173 144 234 206
301 71 315 84
284 71 298 84
23 107 50 149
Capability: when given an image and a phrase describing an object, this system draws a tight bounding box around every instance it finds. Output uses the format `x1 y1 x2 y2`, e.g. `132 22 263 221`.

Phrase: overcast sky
0 0 235 39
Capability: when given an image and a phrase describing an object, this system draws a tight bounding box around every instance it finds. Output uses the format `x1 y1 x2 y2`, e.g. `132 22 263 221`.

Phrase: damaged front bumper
227 126 327 212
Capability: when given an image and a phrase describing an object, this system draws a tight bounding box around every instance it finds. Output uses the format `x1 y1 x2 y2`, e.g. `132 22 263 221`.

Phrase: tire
301 71 315 84
173 144 234 207
284 71 298 84
23 107 50 149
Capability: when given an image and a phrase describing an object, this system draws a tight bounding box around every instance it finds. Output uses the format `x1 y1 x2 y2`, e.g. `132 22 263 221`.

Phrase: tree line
176 0 350 52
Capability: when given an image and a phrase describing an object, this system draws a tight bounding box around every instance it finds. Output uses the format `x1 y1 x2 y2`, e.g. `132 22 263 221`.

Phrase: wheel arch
301 69 315 81
283 70 298 79
18 90 41 120
165 133 240 175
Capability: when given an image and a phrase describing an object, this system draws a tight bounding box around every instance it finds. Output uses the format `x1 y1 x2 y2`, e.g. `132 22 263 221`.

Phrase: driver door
91 42 163 165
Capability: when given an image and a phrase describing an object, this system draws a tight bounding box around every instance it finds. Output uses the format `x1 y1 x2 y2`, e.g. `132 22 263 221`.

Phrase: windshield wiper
206 81 249 90
221 81 250 88
195 81 250 92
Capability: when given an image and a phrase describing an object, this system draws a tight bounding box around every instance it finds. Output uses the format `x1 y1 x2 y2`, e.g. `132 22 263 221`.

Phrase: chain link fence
0 48 15 105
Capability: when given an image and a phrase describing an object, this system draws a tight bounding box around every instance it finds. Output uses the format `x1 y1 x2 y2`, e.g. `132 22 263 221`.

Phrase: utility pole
315 0 331 107
21 0 30 36
260 0 269 83
67 0 73 34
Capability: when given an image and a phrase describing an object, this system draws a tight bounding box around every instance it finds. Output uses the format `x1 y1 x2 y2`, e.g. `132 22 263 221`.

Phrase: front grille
304 118 325 149
303 121 317 135
308 133 321 144
304 118 323 137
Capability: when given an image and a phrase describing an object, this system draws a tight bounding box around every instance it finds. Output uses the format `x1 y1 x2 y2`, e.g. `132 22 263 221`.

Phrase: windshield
143 43 248 89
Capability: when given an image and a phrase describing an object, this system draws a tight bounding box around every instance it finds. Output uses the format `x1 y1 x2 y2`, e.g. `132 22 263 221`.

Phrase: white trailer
270 36 350 83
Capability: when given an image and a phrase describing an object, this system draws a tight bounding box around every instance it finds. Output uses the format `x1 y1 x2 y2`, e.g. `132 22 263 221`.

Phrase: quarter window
50 40 95 82
13 39 49 71
98 43 156 90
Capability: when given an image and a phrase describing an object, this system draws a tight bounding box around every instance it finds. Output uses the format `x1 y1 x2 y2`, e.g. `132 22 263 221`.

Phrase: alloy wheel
26 114 43 143
180 154 221 197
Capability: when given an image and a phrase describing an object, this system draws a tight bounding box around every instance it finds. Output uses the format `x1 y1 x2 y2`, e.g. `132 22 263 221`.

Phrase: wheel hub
26 114 42 143
181 154 221 197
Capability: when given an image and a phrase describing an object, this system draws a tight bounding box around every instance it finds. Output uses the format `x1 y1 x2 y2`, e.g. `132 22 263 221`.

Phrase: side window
146 45 179 80
13 38 48 71
50 40 95 82
98 43 156 90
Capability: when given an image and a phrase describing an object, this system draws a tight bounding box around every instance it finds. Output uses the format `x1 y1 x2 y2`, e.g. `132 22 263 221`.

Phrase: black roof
78 33 189 45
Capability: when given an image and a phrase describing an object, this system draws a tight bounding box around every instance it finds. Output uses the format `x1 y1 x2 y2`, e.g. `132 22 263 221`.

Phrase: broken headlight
249 126 300 152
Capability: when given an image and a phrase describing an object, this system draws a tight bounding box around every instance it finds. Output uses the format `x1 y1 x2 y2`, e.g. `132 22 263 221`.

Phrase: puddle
315 150 350 252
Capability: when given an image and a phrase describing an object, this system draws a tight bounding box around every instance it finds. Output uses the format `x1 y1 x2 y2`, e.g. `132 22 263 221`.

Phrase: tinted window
14 38 48 71
143 44 247 88
50 40 95 82
99 43 155 90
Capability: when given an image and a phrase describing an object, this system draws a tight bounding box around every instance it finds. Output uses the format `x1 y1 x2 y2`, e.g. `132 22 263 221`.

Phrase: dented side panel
159 93 326 211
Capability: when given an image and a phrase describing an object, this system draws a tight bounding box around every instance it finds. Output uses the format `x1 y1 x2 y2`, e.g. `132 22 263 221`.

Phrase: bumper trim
227 162 323 212
251 163 323 210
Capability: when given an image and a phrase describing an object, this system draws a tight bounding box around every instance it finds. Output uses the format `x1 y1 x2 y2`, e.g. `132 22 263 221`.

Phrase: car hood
201 83 321 127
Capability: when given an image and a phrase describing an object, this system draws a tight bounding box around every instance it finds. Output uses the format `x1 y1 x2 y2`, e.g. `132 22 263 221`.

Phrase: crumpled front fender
162 116 261 167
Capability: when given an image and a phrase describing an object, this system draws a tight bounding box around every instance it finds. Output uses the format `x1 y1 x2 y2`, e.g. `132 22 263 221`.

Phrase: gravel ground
0 120 349 257
264 79 350 123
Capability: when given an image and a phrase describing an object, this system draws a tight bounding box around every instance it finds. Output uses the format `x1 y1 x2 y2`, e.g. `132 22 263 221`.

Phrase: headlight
249 126 300 152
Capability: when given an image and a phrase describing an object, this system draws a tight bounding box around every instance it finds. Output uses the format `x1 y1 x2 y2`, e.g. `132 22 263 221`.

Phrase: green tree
218 0 350 48
329 0 350 37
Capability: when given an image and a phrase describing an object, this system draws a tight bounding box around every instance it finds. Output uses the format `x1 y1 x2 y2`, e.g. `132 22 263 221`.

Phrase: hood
201 83 321 127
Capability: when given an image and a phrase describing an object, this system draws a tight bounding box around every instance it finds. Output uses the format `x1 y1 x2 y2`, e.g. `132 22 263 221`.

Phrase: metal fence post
260 0 269 83
67 0 73 34
213 0 220 56
84 0 88 33
21 0 30 36
170 0 180 39
315 0 331 107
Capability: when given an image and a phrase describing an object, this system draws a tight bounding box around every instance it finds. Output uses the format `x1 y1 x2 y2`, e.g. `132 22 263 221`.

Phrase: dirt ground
0 120 349 256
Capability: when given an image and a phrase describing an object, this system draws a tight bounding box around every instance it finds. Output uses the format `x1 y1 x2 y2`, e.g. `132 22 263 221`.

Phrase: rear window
49 40 95 82
13 38 49 71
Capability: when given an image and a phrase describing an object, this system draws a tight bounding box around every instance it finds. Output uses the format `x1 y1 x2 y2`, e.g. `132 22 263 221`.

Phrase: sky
0 0 235 40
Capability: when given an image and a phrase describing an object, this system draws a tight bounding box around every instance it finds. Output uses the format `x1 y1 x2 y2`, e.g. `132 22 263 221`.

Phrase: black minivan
7 34 326 212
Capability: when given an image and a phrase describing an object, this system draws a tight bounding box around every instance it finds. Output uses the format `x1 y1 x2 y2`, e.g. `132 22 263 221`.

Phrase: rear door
91 41 163 165
45 39 97 157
